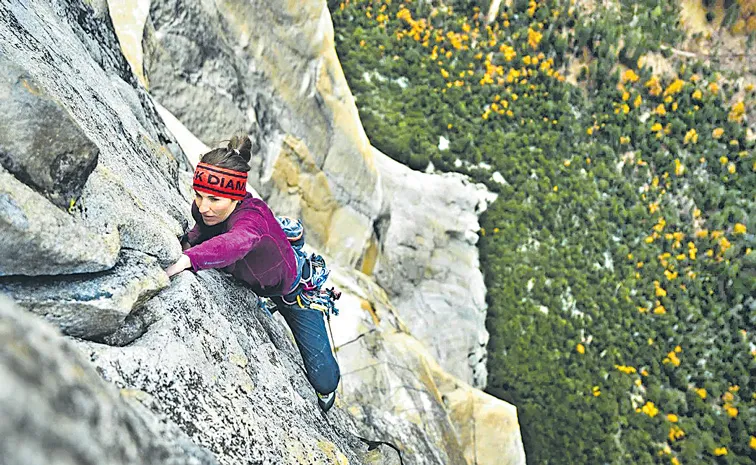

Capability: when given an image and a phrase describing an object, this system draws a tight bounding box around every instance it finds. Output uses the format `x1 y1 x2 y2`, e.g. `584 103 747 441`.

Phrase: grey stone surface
0 250 168 340
0 57 100 209
0 0 191 268
328 265 524 465
372 151 497 389
81 270 396 465
0 165 120 277
0 293 219 465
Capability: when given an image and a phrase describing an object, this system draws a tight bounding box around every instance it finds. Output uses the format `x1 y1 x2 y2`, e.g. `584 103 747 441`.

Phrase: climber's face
194 190 238 226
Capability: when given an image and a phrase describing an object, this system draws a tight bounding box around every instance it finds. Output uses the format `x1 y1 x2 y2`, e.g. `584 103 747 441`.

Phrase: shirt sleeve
183 215 263 272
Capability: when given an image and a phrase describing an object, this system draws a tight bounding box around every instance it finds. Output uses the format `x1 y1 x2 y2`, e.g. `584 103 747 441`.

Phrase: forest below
331 0 755 464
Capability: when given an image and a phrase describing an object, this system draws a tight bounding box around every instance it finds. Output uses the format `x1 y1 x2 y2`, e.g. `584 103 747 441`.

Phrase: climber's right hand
165 254 192 278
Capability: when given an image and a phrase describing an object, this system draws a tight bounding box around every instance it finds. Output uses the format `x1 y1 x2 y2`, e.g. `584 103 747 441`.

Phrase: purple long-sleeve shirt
183 193 298 297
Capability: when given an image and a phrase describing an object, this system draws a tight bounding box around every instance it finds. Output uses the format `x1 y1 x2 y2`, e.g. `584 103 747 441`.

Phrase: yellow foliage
614 364 637 374
664 78 685 96
674 159 684 176
624 69 640 83
646 76 662 95
500 44 516 61
641 401 659 417
663 350 681 367
729 101 746 122
527 28 542 49
655 283 667 297
668 425 685 442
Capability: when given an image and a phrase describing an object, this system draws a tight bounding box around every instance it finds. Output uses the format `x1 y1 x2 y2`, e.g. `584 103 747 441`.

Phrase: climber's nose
196 197 210 215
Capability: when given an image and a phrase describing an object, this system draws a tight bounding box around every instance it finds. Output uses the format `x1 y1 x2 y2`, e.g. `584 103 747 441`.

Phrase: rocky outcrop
0 250 167 340
329 265 525 465
0 165 120 276
80 270 399 465
0 0 191 273
0 58 99 210
368 152 496 388
0 294 218 465
431 359 525 465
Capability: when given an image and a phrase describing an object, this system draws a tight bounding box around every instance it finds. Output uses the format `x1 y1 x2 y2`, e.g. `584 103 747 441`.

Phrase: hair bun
227 135 252 164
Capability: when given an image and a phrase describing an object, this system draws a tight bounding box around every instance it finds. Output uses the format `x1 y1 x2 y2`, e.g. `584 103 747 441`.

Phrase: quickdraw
293 282 342 318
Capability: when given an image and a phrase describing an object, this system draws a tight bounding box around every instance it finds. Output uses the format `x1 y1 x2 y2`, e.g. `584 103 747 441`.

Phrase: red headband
193 162 248 201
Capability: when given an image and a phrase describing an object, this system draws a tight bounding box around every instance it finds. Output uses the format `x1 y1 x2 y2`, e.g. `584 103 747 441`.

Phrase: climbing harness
269 216 342 318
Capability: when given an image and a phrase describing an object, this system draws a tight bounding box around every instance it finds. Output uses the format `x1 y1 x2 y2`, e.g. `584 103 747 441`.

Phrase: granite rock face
328 264 525 465
82 270 400 465
0 57 99 209
0 165 120 277
0 294 219 465
0 250 167 340
0 0 191 271
369 152 497 388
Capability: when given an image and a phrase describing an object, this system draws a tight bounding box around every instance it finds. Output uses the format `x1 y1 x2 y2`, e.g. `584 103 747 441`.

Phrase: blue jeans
276 304 340 395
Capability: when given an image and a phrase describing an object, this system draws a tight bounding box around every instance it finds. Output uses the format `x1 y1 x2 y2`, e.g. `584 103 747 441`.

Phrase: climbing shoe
317 391 336 412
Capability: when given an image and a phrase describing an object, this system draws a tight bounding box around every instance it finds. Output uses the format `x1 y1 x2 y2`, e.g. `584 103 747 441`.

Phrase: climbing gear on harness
261 258 342 318
273 216 342 318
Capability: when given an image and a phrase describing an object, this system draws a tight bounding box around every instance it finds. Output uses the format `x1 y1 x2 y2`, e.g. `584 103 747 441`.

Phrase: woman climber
164 136 340 412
